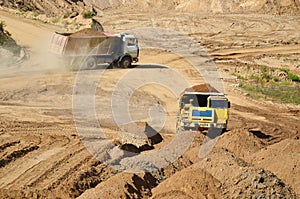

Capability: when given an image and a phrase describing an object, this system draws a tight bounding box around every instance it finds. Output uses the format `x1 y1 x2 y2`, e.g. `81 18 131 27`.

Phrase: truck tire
84 57 97 70
108 61 118 69
120 57 132 68
176 120 184 133
69 57 80 71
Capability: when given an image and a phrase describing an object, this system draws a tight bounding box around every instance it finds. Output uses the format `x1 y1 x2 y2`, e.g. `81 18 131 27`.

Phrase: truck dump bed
183 84 220 93
50 28 117 56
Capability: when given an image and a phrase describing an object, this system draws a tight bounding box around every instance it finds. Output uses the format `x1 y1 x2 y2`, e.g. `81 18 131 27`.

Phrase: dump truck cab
177 92 230 133
122 33 139 63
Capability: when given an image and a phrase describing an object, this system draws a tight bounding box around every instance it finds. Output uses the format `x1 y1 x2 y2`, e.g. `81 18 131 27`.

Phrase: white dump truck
50 28 139 69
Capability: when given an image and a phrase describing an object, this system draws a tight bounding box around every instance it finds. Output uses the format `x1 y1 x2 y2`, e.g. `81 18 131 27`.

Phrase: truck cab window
126 38 136 46
181 94 208 107
210 99 227 108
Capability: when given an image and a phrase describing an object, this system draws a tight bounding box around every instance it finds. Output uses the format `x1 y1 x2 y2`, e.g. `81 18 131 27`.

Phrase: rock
69 11 79 18
77 1 85 8
115 122 162 151
91 18 104 32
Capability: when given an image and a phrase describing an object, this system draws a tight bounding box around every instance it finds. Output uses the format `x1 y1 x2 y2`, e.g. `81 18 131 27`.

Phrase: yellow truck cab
176 92 230 133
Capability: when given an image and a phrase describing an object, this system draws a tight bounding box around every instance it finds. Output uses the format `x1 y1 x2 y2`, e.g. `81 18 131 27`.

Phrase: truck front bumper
186 122 226 129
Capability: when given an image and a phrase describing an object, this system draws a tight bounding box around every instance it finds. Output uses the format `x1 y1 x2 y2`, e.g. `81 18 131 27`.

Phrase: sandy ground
0 8 300 198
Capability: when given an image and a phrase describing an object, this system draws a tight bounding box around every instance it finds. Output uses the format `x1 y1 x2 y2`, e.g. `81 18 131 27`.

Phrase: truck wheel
69 58 80 71
84 57 97 70
108 61 118 69
120 57 132 68
176 121 184 133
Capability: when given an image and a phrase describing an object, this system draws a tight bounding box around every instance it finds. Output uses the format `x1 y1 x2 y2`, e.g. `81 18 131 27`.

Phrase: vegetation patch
83 11 95 19
234 65 300 105
0 21 20 55
240 83 300 104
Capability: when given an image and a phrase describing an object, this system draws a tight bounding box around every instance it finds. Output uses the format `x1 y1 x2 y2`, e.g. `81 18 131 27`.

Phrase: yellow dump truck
176 91 230 133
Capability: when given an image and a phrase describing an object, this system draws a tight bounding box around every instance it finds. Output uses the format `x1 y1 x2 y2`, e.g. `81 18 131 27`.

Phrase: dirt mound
151 164 222 199
115 122 163 151
0 20 20 57
246 138 300 196
198 148 296 198
215 128 266 158
184 84 220 93
224 168 296 198
77 172 158 199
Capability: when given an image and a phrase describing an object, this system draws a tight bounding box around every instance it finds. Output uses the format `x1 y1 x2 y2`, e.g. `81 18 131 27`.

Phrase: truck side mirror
189 99 194 105
180 102 184 109
228 101 231 108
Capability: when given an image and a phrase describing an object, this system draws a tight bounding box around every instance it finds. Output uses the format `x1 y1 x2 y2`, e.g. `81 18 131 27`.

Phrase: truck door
124 37 138 57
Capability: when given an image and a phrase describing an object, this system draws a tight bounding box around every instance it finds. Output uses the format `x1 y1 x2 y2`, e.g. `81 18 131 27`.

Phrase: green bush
287 73 300 82
261 66 268 74
51 17 60 23
238 82 244 88
63 13 69 19
272 76 279 82
279 67 290 73
83 11 95 19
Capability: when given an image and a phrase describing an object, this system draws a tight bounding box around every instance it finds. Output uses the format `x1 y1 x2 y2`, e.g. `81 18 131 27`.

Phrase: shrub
83 11 95 19
279 67 290 73
287 73 300 82
272 76 279 82
261 66 268 74
51 17 60 23
63 13 69 19
33 11 39 17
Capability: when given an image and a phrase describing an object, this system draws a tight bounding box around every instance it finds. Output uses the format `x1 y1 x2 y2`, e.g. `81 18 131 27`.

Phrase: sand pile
184 84 220 93
215 129 266 158
246 138 300 196
77 172 158 199
151 164 222 199
198 148 296 198
0 21 19 51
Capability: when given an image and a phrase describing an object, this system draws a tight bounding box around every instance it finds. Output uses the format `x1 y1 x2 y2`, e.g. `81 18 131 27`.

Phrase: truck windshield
126 38 136 46
181 94 209 107
210 99 227 108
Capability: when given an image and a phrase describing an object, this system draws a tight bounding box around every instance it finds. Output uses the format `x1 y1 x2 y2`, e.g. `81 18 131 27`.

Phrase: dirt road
0 9 299 198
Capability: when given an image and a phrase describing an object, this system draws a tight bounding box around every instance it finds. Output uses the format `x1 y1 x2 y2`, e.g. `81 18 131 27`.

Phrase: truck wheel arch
119 55 132 68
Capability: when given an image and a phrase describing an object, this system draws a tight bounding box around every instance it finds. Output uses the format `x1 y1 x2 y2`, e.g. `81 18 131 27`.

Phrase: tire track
0 133 70 189
229 101 299 144
0 141 20 151
0 134 41 158
0 146 63 189
27 143 88 189
210 45 300 59
0 145 39 168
